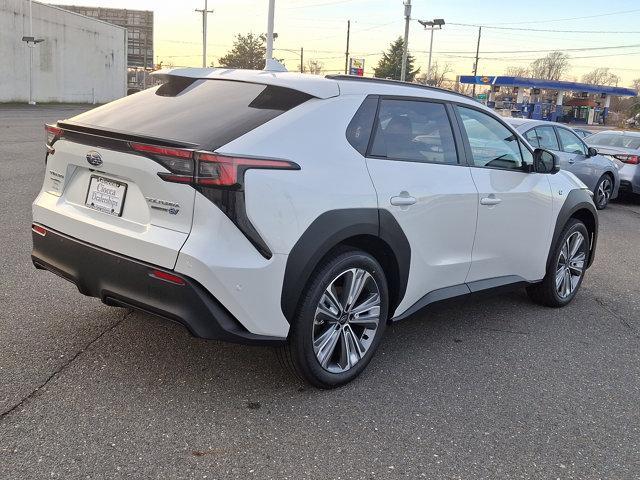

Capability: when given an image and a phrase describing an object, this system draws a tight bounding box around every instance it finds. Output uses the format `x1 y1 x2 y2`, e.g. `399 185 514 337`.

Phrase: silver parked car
584 130 640 197
506 119 620 209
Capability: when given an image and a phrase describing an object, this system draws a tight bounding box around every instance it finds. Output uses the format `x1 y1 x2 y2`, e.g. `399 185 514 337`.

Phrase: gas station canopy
458 75 637 97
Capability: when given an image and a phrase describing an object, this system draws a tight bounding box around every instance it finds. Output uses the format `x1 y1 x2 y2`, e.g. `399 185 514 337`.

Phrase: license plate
85 175 128 217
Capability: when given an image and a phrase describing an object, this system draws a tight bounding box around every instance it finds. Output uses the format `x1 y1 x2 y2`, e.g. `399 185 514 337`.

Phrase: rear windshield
588 132 640 150
66 78 313 149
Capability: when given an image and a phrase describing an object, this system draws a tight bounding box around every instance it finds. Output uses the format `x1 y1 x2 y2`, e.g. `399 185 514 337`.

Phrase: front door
555 126 594 185
364 98 478 316
455 106 554 284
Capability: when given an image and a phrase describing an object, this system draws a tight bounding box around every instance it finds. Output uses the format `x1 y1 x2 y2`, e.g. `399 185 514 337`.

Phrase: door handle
480 196 502 206
390 192 417 206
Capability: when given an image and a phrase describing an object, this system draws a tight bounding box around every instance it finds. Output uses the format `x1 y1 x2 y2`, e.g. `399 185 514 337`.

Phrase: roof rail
325 75 474 100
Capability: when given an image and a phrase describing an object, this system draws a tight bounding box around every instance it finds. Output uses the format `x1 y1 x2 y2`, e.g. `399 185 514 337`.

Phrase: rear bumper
31 225 286 346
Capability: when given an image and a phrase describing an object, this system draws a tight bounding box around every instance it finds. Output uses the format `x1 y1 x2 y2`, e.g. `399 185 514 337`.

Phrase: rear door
363 97 478 316
455 105 553 283
34 78 312 269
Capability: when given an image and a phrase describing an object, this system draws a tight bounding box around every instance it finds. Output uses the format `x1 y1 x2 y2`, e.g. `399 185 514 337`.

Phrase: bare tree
529 51 570 81
632 78 640 92
416 61 452 88
504 66 530 77
582 68 620 86
306 59 324 75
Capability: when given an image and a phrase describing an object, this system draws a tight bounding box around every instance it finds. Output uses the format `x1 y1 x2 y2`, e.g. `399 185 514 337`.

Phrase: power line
478 8 640 26
425 43 640 55
449 22 640 34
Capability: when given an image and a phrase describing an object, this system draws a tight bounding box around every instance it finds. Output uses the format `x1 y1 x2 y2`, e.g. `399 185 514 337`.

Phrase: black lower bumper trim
31 226 286 346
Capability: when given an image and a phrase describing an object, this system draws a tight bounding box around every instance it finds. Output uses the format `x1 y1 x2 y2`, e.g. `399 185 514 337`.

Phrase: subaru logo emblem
86 150 103 167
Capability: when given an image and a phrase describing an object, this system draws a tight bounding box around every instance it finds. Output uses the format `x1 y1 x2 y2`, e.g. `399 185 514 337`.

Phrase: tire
277 248 389 389
526 218 590 308
594 174 613 210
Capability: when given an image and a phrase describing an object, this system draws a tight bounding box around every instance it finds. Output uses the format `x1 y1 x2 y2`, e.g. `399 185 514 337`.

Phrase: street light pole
427 26 434 82
23 0 44 105
400 0 411 82
266 0 275 61
418 19 444 85
28 0 34 105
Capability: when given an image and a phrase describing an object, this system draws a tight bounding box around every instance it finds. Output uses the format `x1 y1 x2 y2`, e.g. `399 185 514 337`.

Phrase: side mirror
587 146 598 157
533 148 559 174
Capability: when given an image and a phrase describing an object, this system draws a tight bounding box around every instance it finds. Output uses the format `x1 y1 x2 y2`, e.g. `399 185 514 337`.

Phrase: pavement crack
0 308 133 422
594 296 639 338
479 327 529 335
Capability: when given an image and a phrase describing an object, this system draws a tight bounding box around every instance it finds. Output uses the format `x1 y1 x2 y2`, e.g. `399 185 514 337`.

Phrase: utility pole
195 0 213 68
344 20 350 74
400 0 412 81
300 47 304 73
472 26 482 97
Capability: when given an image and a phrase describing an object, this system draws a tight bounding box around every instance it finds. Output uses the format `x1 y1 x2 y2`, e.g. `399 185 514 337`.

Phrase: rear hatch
34 76 316 269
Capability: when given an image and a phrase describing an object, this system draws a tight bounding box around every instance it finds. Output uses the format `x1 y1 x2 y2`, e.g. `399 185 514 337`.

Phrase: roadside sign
349 58 364 76
476 93 487 100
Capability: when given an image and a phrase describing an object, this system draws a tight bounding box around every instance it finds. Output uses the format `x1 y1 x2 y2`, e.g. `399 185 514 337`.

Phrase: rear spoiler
150 68 340 99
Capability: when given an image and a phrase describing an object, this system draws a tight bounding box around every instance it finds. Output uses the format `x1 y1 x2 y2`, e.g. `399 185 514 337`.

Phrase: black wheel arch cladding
547 188 598 270
281 208 411 323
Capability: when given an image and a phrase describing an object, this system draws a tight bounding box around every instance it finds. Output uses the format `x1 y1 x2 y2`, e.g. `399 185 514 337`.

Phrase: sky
48 0 640 87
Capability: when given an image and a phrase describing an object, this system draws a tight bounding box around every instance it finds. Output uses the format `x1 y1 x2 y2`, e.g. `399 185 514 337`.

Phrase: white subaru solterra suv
32 69 598 388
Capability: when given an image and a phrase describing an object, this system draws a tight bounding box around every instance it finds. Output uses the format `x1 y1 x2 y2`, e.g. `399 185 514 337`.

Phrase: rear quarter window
66 78 313 150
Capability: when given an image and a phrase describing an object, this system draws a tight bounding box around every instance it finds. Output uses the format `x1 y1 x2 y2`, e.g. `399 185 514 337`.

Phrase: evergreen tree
217 33 266 69
373 37 419 81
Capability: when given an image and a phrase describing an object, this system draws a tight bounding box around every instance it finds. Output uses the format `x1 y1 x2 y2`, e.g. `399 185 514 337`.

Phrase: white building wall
0 0 127 103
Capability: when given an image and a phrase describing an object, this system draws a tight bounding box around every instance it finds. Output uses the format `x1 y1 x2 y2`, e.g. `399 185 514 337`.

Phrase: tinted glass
370 99 458 164
535 126 560 151
457 106 522 169
524 128 539 147
557 128 586 155
67 78 312 149
346 96 378 155
588 132 640 150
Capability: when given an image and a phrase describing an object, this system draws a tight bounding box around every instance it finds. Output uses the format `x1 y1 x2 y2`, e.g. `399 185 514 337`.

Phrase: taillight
130 142 299 189
614 154 639 165
130 143 195 183
45 124 62 146
195 152 299 188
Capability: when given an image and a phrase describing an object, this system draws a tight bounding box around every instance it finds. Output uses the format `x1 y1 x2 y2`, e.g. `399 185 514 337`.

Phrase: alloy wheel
555 231 586 299
312 268 381 373
596 177 612 208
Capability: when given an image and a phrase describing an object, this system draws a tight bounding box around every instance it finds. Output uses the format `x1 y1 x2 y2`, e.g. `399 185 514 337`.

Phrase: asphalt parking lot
1 104 639 479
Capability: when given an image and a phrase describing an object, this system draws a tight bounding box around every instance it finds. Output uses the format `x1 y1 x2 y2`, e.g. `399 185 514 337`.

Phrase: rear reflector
148 269 186 286
614 154 639 165
32 224 47 236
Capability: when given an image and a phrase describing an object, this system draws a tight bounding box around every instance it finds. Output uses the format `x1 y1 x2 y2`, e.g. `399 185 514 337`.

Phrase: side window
524 128 539 147
535 126 560 151
370 99 458 164
556 128 587 155
457 106 523 169
520 141 534 164
346 96 378 155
